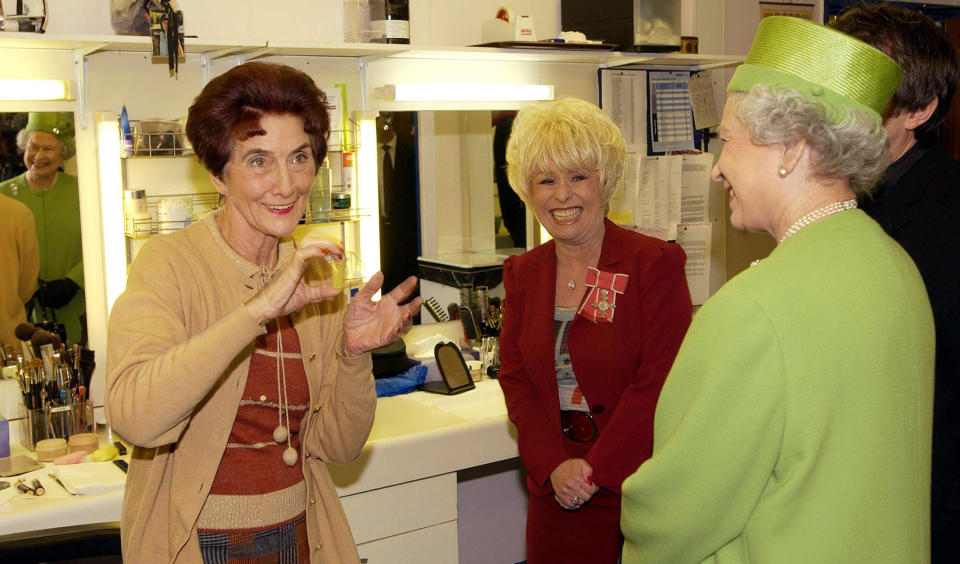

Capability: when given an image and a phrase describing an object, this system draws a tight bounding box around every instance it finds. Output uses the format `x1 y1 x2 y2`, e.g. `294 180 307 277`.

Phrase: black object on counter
418 341 475 396
371 337 408 379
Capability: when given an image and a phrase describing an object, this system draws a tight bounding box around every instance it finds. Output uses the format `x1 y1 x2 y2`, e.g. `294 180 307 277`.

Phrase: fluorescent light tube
0 79 75 101
376 83 554 102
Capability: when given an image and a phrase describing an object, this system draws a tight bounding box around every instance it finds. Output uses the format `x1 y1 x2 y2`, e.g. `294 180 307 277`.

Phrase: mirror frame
0 100 108 409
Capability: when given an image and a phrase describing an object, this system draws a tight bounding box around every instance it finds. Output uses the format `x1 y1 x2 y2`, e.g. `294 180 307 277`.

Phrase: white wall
712 0 825 278
43 1 561 46
413 0 560 45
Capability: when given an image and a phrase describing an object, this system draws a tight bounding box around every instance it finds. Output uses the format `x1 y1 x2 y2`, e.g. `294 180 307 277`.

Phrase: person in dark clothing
377 112 420 295
493 111 527 248
832 6 960 560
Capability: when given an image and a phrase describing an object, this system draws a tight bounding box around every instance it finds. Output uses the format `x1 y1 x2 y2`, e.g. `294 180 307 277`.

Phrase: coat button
313 404 321 413
309 353 317 361
591 404 605 414
304 452 311 459
310 498 316 504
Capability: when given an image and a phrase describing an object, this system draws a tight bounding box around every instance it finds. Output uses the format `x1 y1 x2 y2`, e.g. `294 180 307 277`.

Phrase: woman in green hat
1 112 84 345
620 17 934 563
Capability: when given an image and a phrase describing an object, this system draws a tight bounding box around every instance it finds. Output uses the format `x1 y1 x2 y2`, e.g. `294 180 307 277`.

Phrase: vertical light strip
540 223 551 244
95 112 127 313
355 112 381 286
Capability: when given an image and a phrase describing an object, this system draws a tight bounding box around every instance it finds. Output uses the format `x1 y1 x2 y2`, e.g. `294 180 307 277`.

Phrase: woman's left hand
343 273 422 357
551 458 600 510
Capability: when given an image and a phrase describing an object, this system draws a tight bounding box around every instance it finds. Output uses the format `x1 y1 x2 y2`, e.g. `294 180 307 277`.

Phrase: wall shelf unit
2 33 742 117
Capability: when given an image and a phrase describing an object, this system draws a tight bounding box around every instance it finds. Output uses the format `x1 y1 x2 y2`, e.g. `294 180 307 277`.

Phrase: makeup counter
0 322 527 564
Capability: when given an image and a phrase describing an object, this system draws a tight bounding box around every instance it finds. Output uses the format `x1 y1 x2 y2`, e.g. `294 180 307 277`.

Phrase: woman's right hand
244 242 344 325
551 458 600 510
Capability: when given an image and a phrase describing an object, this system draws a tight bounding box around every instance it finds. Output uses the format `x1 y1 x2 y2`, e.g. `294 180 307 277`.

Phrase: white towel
54 461 125 495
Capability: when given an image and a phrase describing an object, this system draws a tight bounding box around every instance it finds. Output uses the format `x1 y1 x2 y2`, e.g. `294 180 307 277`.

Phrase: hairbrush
459 306 481 344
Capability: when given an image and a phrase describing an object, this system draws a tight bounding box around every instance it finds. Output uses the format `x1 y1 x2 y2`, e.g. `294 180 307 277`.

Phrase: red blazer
499 219 692 498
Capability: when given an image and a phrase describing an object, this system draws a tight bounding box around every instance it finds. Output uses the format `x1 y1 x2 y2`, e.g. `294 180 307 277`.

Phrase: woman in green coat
621 17 935 563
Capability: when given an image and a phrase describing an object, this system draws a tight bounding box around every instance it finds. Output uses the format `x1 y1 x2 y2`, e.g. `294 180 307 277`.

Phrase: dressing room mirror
413 110 529 257
1 110 87 346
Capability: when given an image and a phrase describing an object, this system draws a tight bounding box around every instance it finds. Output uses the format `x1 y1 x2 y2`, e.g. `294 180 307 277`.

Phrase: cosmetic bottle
369 0 409 44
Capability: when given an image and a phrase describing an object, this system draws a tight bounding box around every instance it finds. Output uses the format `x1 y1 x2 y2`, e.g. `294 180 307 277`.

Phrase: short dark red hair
186 62 330 178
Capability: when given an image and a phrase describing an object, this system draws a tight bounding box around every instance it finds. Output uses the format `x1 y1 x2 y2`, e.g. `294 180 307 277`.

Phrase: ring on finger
571 496 581 505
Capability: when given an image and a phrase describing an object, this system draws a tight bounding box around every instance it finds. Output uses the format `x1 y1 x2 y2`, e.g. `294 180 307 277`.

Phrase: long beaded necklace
779 199 857 243
273 319 298 467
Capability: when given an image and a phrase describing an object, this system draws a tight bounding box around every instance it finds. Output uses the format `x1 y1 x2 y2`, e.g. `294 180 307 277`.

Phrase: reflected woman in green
2 112 84 345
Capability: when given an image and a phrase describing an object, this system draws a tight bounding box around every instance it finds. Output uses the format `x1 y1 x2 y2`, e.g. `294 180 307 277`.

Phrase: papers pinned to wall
648 71 696 153
601 69 724 304
608 152 716 304
601 70 647 152
636 155 683 241
677 223 712 306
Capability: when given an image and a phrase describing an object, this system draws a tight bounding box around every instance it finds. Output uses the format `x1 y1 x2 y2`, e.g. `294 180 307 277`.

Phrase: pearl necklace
779 199 857 243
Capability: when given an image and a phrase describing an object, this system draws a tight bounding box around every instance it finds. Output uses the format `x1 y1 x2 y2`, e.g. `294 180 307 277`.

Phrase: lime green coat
621 210 934 563
2 172 84 343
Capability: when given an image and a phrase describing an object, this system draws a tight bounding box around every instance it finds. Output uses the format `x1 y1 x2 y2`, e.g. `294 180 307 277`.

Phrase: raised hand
343 273 422 357
244 242 344 326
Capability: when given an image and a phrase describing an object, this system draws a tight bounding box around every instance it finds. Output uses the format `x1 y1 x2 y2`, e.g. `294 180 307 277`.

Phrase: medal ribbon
576 268 629 323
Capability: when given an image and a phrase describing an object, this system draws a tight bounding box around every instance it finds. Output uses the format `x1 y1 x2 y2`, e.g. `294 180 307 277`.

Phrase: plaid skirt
198 513 309 564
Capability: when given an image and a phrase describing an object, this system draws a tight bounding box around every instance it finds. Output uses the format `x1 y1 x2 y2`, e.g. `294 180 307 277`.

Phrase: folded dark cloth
375 364 427 397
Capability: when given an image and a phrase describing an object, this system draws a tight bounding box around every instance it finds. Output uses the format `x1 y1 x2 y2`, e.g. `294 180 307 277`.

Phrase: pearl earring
777 165 788 178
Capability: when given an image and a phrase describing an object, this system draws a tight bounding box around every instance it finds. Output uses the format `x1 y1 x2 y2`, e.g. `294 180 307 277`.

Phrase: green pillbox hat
728 16 901 123
24 112 74 140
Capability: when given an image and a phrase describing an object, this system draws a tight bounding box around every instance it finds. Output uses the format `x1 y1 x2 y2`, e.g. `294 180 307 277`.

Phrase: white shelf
0 33 264 55
1 33 741 70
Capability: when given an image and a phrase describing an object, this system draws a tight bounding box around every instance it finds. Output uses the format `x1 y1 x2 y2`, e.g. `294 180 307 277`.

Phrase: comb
424 297 449 323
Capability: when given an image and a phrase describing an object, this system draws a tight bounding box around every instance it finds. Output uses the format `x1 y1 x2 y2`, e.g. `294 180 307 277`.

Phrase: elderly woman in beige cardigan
106 62 420 563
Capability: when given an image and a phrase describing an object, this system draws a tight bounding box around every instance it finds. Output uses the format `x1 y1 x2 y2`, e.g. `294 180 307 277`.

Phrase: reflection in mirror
376 110 422 297
492 110 526 250
416 110 529 256
1 111 86 347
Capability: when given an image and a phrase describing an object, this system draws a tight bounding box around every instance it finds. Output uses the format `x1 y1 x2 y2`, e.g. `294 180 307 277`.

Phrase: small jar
157 196 192 234
331 191 351 217
124 189 152 236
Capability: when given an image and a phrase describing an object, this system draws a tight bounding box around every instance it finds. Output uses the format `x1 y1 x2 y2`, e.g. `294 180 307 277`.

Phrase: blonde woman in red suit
498 97 692 563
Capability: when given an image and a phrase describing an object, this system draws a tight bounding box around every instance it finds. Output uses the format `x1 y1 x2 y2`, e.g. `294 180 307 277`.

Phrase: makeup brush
14 322 37 342
30 330 62 359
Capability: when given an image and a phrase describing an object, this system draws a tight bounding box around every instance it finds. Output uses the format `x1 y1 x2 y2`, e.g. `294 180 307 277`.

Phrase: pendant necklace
273 319 298 467
567 279 576 291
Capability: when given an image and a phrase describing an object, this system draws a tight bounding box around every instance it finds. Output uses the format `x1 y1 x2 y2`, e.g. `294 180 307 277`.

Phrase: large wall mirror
413 110 530 259
1 111 85 343
1 109 94 422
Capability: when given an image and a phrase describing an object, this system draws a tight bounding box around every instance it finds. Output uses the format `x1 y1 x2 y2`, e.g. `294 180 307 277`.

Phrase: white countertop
330 379 517 496
0 425 125 537
0 378 517 538
418 251 518 269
